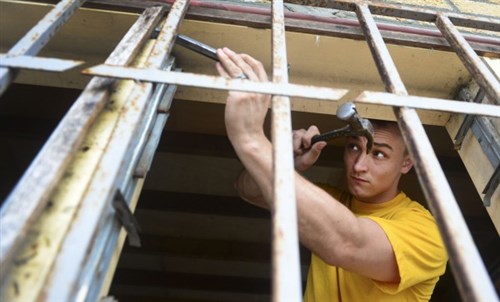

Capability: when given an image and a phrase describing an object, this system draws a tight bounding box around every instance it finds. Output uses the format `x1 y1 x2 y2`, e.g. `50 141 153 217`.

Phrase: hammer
311 102 374 152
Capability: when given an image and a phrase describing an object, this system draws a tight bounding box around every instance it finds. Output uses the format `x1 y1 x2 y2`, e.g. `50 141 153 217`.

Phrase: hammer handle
311 127 350 145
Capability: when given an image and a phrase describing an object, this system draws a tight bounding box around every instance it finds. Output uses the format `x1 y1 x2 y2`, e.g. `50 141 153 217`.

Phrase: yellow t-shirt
304 186 448 302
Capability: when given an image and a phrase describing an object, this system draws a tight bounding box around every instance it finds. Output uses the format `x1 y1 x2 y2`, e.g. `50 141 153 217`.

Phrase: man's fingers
241 54 268 82
215 62 231 78
293 129 306 155
305 141 327 163
219 48 258 81
217 48 244 77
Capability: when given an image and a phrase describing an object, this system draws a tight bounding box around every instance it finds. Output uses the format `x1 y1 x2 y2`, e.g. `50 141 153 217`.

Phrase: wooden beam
446 113 500 234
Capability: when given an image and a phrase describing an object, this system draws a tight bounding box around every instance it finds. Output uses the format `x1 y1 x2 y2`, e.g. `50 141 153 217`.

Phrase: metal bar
355 91 500 118
330 0 500 32
85 0 500 58
42 1 188 301
0 55 84 72
436 14 500 104
134 82 178 177
355 4 498 301
83 66 348 101
482 165 499 206
355 4 407 94
0 0 85 96
118 58 175 189
454 89 486 150
0 5 164 284
270 1 302 301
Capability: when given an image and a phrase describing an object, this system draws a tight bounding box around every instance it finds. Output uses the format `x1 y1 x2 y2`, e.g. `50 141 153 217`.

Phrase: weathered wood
446 113 500 233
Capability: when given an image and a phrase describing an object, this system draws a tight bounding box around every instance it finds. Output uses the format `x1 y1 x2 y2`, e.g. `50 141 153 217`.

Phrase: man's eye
348 144 360 151
374 151 385 159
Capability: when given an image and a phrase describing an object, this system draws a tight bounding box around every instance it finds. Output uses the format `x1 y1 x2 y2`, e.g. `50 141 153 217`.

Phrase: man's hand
293 126 327 172
216 47 270 146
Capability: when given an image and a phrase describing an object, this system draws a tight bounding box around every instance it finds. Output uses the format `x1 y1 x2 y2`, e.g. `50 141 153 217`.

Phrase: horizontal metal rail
0 0 86 96
84 65 498 118
0 55 83 72
355 92 500 118
83 66 349 101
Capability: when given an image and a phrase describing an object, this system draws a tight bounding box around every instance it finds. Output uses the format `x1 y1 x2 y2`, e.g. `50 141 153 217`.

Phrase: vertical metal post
0 6 166 301
270 1 302 301
41 1 189 301
355 3 497 301
436 14 500 103
0 0 85 96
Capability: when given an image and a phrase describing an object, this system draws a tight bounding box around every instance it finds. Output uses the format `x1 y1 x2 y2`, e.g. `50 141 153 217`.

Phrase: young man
215 47 448 301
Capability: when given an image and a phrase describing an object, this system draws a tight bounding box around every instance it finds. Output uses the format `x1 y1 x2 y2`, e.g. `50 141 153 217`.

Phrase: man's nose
353 152 369 172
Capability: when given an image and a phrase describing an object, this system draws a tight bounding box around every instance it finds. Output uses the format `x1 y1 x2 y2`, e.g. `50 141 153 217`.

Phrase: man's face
343 126 413 203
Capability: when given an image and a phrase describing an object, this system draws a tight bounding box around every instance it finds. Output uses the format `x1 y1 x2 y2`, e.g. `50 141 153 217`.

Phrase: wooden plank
112 268 272 294
446 113 500 233
110 285 271 302
138 190 270 219
135 210 272 243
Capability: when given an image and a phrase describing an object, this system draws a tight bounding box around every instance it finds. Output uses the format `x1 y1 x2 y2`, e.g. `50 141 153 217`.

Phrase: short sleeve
366 207 448 294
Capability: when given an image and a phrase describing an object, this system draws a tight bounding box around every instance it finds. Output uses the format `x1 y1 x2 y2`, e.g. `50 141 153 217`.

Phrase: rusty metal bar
329 0 500 32
436 14 500 104
83 65 348 101
0 55 84 72
355 3 498 301
0 0 86 96
270 1 302 301
0 4 165 286
355 91 500 118
42 1 188 301
355 3 407 94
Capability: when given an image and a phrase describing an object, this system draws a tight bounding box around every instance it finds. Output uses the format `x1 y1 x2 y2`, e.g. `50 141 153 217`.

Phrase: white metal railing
0 0 499 301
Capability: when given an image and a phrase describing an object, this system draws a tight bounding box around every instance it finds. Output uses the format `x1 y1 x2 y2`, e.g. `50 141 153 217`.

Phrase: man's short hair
370 119 401 134
369 119 409 155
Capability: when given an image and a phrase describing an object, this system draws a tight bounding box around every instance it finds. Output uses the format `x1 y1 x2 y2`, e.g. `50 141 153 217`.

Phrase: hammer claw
311 102 374 153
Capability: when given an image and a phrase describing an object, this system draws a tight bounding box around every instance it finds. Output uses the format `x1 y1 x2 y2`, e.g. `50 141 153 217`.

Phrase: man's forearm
235 169 269 209
231 135 274 208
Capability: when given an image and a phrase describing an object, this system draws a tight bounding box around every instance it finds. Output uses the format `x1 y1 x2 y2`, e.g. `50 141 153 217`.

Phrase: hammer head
310 102 374 152
337 102 374 152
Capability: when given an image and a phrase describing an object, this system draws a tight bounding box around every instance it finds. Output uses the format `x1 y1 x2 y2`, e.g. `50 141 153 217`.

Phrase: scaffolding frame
0 0 499 301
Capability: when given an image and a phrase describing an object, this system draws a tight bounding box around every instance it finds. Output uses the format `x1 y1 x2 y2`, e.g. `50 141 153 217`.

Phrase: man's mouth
351 176 369 183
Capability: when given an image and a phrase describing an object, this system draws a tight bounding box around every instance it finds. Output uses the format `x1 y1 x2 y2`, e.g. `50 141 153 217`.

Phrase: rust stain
31 33 40 42
12 281 20 297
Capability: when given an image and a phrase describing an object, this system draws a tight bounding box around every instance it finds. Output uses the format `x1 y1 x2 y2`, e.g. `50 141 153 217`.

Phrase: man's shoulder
315 183 351 204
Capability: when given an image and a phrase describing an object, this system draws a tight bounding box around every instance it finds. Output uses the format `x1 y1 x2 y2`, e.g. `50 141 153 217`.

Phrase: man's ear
401 157 413 174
